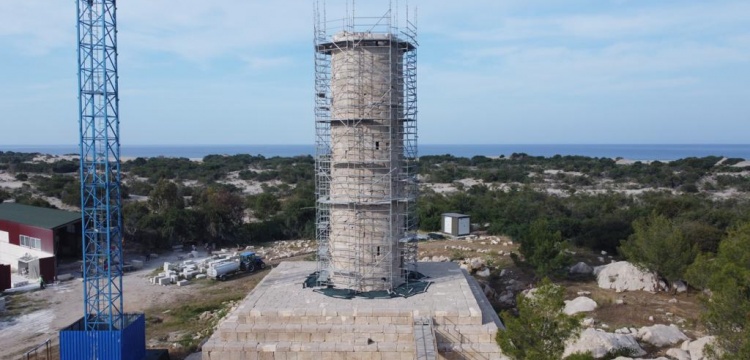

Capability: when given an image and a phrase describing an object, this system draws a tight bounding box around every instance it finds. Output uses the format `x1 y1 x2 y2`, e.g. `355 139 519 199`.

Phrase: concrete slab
202 261 507 359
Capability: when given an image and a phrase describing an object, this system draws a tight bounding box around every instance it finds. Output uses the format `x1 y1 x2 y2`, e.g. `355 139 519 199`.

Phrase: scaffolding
314 1 418 292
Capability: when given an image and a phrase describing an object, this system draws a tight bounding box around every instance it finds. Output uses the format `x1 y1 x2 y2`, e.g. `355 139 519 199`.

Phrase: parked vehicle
207 251 266 281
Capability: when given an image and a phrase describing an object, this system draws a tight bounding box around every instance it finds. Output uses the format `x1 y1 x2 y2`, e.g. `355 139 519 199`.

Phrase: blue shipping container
59 314 146 360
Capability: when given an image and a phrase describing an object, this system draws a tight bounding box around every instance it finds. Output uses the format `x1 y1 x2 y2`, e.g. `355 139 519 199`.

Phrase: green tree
250 192 281 220
148 179 183 212
519 219 570 276
497 279 583 360
194 186 245 243
619 213 697 284
686 223 750 359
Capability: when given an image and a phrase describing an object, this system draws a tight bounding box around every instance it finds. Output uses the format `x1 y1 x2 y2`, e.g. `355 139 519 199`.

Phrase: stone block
318 342 337 352
396 325 411 334
310 332 325 342
293 332 310 342
369 333 385 343
378 342 396 353
177 280 189 286
397 333 412 343
335 343 354 352
391 316 411 325
157 277 171 286
299 343 319 352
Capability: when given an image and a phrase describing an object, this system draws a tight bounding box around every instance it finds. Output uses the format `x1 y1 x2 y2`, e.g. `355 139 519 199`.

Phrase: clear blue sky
0 0 748 145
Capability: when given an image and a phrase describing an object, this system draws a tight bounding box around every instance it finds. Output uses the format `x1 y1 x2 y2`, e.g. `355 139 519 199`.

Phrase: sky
0 0 748 146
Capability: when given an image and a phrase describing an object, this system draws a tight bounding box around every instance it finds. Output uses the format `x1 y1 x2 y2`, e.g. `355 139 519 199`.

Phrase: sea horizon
2 144 749 161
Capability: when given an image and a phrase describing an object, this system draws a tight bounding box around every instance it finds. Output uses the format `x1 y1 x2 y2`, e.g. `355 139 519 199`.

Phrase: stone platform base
202 262 507 360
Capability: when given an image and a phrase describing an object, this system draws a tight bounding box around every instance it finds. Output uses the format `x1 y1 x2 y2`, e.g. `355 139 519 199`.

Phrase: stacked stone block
202 262 507 360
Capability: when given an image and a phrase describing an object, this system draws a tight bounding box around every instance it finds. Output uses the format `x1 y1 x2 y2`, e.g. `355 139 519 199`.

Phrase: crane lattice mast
77 0 123 331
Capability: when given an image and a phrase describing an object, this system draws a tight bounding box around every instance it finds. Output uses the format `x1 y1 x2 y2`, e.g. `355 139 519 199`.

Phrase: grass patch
144 271 264 358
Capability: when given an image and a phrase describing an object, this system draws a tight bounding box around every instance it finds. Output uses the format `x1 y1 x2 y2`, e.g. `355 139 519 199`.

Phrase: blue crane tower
59 1 146 359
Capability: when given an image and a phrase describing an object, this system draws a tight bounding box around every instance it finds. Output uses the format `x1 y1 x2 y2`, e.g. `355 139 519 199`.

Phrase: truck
207 251 266 281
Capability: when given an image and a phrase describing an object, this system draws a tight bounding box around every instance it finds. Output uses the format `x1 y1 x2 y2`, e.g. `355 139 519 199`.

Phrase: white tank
207 261 239 279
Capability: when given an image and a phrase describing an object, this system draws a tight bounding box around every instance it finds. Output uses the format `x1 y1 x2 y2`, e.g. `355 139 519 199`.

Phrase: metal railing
22 338 51 360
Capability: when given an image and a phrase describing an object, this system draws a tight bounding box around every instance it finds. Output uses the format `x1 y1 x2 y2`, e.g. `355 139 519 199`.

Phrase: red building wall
0 219 54 254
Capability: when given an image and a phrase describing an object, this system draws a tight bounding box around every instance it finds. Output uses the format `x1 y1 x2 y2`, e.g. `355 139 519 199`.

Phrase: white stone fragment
688 336 717 360
673 280 688 293
563 328 646 359
563 297 598 315
596 261 659 292
476 268 490 277
666 348 691 360
570 262 594 274
636 324 689 348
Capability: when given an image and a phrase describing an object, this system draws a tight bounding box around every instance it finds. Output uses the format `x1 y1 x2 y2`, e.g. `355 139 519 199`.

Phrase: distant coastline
2 144 749 161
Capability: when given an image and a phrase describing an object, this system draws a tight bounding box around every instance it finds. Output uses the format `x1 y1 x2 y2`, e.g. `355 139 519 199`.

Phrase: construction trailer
441 213 471 236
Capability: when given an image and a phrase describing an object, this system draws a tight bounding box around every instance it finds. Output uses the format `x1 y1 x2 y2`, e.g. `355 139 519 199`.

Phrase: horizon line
3 143 750 147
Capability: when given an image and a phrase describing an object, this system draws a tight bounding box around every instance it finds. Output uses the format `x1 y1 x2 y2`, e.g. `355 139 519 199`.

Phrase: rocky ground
415 235 711 360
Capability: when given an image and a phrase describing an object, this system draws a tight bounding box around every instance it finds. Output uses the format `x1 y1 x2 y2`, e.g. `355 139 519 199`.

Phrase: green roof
0 203 81 230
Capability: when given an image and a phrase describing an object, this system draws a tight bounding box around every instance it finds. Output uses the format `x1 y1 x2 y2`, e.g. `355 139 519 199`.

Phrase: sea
2 144 750 161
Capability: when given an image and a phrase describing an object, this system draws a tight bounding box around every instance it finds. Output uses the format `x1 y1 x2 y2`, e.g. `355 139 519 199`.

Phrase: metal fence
22 338 51 360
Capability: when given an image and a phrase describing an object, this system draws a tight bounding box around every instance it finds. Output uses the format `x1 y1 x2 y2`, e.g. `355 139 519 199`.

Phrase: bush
518 219 570 276
619 213 697 284
497 279 583 360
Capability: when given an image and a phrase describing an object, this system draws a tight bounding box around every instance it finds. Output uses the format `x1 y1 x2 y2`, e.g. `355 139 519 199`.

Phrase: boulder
570 262 594 274
497 291 515 306
687 336 717 360
564 297 598 315
666 348 691 360
563 328 646 358
673 280 688 293
593 265 607 276
596 261 659 292
469 257 485 271
476 268 491 277
636 324 689 347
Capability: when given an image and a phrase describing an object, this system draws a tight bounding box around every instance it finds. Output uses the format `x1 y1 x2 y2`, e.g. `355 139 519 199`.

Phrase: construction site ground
0 238 705 360
0 249 277 359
